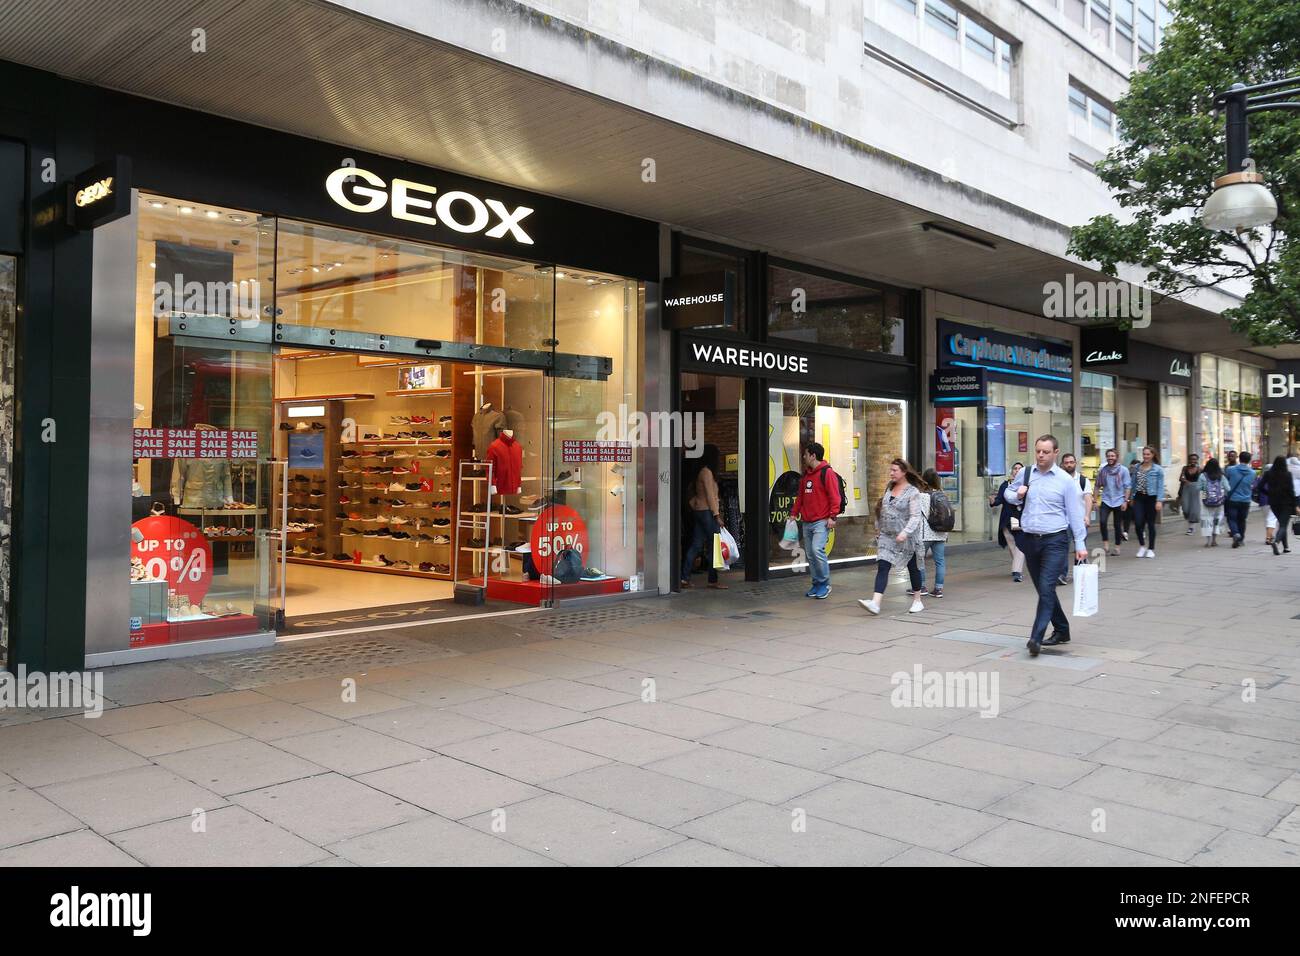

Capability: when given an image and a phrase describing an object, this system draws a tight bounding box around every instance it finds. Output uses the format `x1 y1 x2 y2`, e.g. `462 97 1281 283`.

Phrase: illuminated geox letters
325 167 535 244
74 177 113 207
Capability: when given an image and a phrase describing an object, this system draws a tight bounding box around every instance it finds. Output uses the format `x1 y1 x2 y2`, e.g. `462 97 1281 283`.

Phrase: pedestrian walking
680 443 727 589
1263 456 1298 555
858 458 926 615
1178 454 1202 534
1003 435 1087 657
1131 445 1165 558
790 442 843 599
990 462 1026 582
907 468 951 598
1059 453 1093 582
1224 451 1256 547
1254 468 1277 545
1095 448 1131 556
1198 458 1229 546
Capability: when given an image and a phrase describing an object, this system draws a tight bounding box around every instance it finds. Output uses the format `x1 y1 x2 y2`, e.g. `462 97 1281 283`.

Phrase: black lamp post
1200 76 1300 231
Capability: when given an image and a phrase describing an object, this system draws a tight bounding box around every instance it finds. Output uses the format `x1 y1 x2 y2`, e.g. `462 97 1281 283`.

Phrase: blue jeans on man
1019 530 1070 644
801 519 830 596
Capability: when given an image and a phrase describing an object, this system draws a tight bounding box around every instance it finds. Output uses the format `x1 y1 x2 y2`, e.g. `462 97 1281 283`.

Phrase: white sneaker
1145 550 1155 558
909 598 924 613
1136 547 1148 558
858 599 881 615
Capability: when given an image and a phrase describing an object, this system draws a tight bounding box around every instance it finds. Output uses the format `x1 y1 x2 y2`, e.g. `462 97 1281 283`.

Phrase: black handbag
1292 518 1300 536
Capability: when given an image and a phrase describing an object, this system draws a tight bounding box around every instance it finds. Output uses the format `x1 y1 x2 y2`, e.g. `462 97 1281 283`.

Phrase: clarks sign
325 166 536 245
1080 326 1193 386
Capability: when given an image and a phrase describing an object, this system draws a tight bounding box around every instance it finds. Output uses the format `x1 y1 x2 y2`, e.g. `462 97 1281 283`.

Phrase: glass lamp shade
1201 178 1278 231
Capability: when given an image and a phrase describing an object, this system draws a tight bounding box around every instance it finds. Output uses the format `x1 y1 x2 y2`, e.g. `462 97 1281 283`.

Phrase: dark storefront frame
669 234 921 584
0 58 660 671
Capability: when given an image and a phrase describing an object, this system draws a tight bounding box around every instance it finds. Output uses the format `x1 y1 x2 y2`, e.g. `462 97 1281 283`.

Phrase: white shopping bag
778 518 799 551
718 526 739 569
1072 562 1099 618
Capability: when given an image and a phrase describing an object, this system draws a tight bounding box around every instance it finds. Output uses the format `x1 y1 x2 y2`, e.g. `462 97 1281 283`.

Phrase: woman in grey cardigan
859 458 928 615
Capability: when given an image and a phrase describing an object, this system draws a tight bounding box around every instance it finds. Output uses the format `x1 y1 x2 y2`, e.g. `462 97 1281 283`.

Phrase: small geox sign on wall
68 156 132 230
662 271 736 330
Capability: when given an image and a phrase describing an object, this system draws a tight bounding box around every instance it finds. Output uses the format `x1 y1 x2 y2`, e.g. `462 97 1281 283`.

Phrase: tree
1067 1 1300 344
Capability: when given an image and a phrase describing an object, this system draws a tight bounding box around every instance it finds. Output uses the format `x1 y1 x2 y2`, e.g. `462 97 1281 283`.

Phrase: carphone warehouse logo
50 886 151 936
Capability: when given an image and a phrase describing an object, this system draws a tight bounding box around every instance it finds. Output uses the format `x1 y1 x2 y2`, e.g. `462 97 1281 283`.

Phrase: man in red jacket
790 442 843 599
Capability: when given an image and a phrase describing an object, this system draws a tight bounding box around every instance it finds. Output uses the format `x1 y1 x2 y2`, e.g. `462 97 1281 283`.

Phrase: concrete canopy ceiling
0 0 1268 359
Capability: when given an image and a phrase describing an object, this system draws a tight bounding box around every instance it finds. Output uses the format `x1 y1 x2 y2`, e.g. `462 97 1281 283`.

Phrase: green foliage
1067 0 1300 344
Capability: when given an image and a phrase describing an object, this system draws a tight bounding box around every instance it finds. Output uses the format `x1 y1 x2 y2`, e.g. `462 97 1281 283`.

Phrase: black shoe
1056 575 1068 586
1232 536 1241 548
1273 542 1280 555
1041 632 1071 646
1026 638 1041 657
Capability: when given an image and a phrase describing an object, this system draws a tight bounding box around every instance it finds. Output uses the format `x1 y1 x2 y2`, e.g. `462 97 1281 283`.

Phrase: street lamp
1200 76 1299 232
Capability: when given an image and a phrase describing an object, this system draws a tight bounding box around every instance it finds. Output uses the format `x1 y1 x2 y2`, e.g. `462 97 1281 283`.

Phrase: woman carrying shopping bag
990 462 1026 582
859 458 927 615
680 444 727 589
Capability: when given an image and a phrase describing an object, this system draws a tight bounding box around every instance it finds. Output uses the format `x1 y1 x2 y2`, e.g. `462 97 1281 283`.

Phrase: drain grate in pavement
537 603 679 635
184 637 455 687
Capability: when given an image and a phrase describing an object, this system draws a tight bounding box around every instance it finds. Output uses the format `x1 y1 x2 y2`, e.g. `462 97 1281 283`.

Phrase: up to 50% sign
131 515 214 603
529 505 589 575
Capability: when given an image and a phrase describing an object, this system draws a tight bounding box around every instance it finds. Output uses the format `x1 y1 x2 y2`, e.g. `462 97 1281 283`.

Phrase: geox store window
126 192 646 651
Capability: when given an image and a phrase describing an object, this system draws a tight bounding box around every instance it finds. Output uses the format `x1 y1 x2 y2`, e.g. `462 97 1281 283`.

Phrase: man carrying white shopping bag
1003 434 1088 656
790 442 844 600
1072 561 1099 618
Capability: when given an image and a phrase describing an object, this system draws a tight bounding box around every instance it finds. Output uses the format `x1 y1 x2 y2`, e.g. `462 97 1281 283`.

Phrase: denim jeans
1020 529 1070 643
908 541 945 588
1226 500 1251 539
801 519 830 588
1132 493 1158 549
681 509 719 583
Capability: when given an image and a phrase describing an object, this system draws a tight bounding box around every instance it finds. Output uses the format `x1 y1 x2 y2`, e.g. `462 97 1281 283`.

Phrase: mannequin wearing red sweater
487 431 523 495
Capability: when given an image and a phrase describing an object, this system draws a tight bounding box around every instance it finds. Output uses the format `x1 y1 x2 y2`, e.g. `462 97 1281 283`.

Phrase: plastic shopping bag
778 518 799 551
718 526 739 569
1072 562 1099 618
712 532 724 571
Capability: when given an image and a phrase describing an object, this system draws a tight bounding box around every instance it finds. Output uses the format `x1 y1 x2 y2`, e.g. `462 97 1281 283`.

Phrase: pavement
3 523 1300 866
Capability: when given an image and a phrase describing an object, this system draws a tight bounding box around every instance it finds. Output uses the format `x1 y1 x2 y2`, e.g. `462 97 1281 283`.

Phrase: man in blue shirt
1224 452 1257 547
1095 448 1131 556
1004 434 1089 657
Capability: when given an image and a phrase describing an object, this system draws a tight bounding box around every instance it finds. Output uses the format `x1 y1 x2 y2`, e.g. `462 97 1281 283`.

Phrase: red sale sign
130 515 214 603
935 408 956 476
529 505 590 576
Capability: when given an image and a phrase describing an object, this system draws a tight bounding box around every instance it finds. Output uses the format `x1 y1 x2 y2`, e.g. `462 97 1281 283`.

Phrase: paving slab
438 730 611 784
0 781 83 849
624 839 769 866
645 748 832 804
461 793 683 866
231 772 428 845
829 751 1026 810
538 718 701 766
110 805 330 866
154 738 326 796
545 763 743 829
37 765 226 835
0 829 142 867
271 725 436 776
357 755 542 820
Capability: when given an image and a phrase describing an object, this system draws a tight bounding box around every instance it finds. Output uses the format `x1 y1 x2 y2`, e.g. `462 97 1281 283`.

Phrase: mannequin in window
487 428 523 496
170 424 234 509
472 402 506 460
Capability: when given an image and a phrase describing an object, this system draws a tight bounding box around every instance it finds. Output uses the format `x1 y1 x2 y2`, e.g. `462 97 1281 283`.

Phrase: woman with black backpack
1264 456 1298 555
907 468 952 598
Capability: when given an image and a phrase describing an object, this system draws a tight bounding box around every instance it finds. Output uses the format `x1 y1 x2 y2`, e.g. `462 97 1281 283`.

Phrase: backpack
819 466 849 517
1251 475 1265 505
926 488 955 533
1203 477 1225 507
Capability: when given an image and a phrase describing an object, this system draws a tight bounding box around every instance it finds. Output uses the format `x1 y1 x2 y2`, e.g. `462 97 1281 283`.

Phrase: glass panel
1067 0 1087 26
1069 85 1088 118
550 272 645 597
1201 406 1221 461
965 20 996 60
1139 11 1155 44
998 38 1013 73
767 264 906 356
924 0 959 39
1115 31 1133 61
0 255 13 666
132 197 275 646
887 0 918 13
1159 384 1188 474
1091 99 1113 133
1079 371 1115 475
1240 364 1262 415
275 219 554 351
1220 359 1240 412
767 389 907 569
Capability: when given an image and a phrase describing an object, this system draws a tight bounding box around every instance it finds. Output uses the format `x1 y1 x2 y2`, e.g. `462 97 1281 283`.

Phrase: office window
1091 99 1113 134
1070 81 1117 151
1069 85 1088 119
889 0 918 12
965 20 996 60
925 0 960 40
1066 0 1086 26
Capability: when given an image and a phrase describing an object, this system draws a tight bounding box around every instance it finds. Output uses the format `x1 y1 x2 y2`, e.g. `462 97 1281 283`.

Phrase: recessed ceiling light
312 266 320 273
228 214 247 223
556 271 566 279
148 200 167 208
204 210 220 219
149 262 156 269
178 206 194 214
333 261 343 267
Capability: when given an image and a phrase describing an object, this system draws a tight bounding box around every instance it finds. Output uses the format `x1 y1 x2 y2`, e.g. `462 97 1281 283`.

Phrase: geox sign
325 166 535 245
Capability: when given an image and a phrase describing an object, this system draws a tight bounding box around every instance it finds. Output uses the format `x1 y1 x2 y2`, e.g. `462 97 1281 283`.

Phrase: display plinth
486 577 626 606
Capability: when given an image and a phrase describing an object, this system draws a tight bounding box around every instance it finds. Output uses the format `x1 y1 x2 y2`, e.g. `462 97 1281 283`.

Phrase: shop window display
767 264 907 356
130 194 646 646
767 389 907 569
